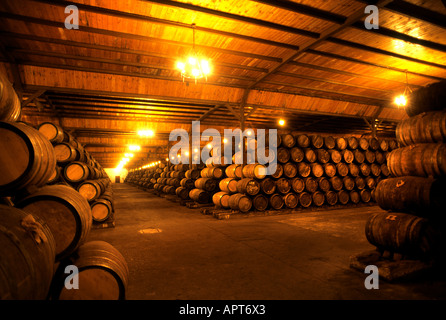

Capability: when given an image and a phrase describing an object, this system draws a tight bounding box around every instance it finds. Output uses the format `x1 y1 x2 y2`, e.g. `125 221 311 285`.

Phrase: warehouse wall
105 168 129 183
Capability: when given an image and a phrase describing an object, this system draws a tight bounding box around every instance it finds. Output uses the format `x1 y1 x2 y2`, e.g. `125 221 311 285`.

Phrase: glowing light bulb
394 94 407 107
279 119 285 126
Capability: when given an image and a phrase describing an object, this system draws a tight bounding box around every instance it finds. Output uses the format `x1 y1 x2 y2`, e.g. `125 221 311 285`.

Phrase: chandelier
394 70 412 108
176 23 211 83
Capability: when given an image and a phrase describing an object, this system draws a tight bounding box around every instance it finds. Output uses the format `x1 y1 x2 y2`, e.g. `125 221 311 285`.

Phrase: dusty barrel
290 147 304 162
225 164 242 178
0 121 56 195
242 164 267 179
304 177 318 193
349 190 360 204
325 190 338 206
276 177 291 194
297 162 311 178
37 122 65 144
337 190 350 205
335 137 347 150
212 191 230 209
304 148 317 163
341 149 354 163
15 184 92 261
374 176 446 215
0 205 56 300
365 176 377 190
348 163 360 177
368 138 379 151
336 162 348 177
56 240 129 300
236 178 260 196
353 150 365 164
228 193 252 212
354 176 366 190
194 178 218 192
324 136 336 149
405 80 446 117
180 178 195 189
310 163 324 178
219 177 238 194
283 193 299 209
283 162 298 178
294 134 310 148
269 193 284 210
396 111 446 146
359 163 371 176
272 163 283 179
329 176 343 191
176 186 190 200
364 150 376 164
277 147 291 163
360 189 372 203
252 194 268 211
0 72 21 122
387 143 446 177
189 188 210 204
91 199 113 223
323 163 337 178
312 191 325 207
316 177 330 192
365 212 440 257
291 177 305 193
316 149 330 164
328 149 342 163
347 136 359 150
281 133 296 148
358 137 369 150
185 169 201 179
63 161 91 183
201 166 224 179
310 135 324 149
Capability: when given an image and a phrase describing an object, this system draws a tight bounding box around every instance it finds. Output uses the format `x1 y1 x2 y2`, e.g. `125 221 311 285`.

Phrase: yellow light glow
129 145 141 151
279 119 285 126
394 94 407 107
206 143 212 149
176 61 185 71
185 151 190 156
201 60 210 75
247 130 252 136
223 138 228 144
188 57 197 65
193 148 199 153
165 157 169 161
138 130 154 137
124 153 134 158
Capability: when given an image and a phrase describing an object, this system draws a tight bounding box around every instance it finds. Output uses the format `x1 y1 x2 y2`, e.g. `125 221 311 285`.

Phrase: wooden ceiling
0 0 445 168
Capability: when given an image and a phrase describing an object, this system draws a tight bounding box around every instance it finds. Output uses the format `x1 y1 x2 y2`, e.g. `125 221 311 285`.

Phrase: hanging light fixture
394 70 412 108
176 23 211 83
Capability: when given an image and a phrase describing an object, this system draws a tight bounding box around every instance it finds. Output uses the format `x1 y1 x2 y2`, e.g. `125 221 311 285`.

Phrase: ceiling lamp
278 119 285 126
394 70 412 108
176 23 211 83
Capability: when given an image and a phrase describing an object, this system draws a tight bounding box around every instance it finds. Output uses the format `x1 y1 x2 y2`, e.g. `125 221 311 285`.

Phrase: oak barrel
225 164 242 179
260 177 276 195
91 199 113 222
189 188 210 204
290 147 304 162
283 193 299 209
219 177 238 194
283 162 298 178
63 161 91 183
38 122 65 144
176 186 190 200
269 193 284 210
405 80 446 117
0 205 56 299
325 190 338 206
194 178 218 192
396 111 446 146
228 193 252 212
299 192 312 207
236 178 260 196
252 194 268 211
276 177 291 194
242 163 267 179
212 191 230 209
337 190 350 205
291 177 305 193
0 71 21 122
312 191 325 206
15 184 92 261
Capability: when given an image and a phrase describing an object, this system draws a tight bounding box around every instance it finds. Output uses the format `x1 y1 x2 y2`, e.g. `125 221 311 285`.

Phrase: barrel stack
0 120 128 300
369 110 446 263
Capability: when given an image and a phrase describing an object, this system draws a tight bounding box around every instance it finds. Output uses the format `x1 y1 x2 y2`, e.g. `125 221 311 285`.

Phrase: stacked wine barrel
370 110 446 260
0 121 128 300
189 161 227 205
213 133 395 213
0 70 21 122
36 122 115 225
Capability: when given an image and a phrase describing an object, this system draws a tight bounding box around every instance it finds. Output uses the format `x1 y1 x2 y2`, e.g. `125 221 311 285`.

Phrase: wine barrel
359 163 371 176
374 176 446 215
277 147 291 163
312 191 325 206
189 188 210 204
353 150 365 164
283 162 298 178
337 190 350 205
15 184 92 261
360 189 372 203
53 142 78 164
396 111 446 146
347 136 359 150
310 163 324 178
77 180 104 202
91 199 113 223
283 193 299 209
219 177 238 194
330 176 343 191
295 134 310 148
324 136 336 149
365 176 376 190
47 165 62 185
269 193 284 210
0 205 56 299
328 149 342 163
380 164 390 177
272 163 283 179
379 139 389 152
252 194 268 211
358 137 369 150
370 163 381 177
260 177 276 195
201 167 224 179
335 137 347 150
290 147 304 163
316 177 331 192
368 138 379 151
195 178 218 192
0 121 56 195
348 163 360 177
405 80 446 117
304 177 318 193
325 190 338 206
387 143 446 178
304 148 317 163
297 162 311 178
343 176 355 191
323 163 337 178
176 186 190 200
180 178 195 189
364 150 376 164
225 164 242 179
63 161 91 183
291 177 305 193
354 176 366 190
275 177 291 194
388 139 399 150
316 149 330 164
185 169 200 179
349 190 360 204
336 162 348 177
242 163 267 179
0 72 21 122
236 178 260 196
299 192 312 207
212 191 230 208
281 134 295 148
341 149 354 163
375 151 385 164
365 212 440 257
310 135 324 149
228 193 252 212
56 240 129 300
37 122 65 144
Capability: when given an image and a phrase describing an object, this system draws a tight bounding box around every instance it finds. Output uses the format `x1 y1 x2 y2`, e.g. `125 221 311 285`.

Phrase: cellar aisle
86 183 446 300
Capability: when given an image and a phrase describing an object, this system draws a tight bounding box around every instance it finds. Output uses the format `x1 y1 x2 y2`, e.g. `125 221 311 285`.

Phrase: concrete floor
86 183 446 300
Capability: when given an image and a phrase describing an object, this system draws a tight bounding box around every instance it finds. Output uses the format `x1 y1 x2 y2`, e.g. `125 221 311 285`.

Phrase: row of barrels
0 71 21 122
368 110 446 260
